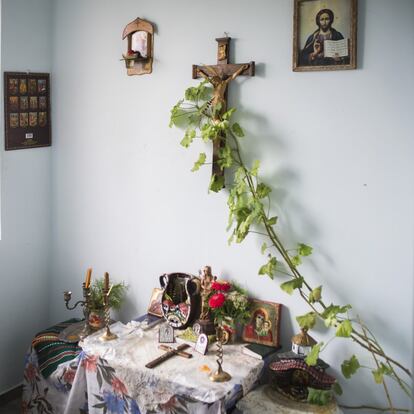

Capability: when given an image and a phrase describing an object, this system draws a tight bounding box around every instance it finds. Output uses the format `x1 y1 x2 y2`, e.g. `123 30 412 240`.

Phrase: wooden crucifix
192 37 255 181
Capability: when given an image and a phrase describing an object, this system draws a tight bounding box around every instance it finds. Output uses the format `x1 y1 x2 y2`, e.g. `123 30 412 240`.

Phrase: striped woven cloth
32 319 82 378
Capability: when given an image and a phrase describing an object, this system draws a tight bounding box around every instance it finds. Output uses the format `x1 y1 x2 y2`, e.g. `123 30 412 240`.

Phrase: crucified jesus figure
197 64 249 112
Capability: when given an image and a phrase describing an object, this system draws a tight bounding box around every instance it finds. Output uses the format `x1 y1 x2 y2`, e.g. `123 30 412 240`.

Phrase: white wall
0 0 408 410
0 0 53 393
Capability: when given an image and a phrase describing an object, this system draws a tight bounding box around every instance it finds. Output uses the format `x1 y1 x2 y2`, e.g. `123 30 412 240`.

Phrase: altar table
23 320 267 413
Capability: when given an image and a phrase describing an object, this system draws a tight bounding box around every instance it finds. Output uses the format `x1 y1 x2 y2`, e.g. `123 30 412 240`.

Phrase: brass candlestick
209 326 232 382
100 285 118 341
63 282 91 340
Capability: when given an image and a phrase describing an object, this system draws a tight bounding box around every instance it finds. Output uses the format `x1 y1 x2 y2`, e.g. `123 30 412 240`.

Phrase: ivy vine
169 80 412 412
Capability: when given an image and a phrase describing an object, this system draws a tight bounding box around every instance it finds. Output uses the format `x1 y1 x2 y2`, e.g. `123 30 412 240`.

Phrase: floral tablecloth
23 321 265 413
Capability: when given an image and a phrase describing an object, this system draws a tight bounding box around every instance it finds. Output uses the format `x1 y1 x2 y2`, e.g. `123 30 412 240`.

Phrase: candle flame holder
100 286 118 341
209 326 232 382
63 282 91 340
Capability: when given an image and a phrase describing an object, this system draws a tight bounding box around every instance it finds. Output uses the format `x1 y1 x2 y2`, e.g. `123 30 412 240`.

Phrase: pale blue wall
0 0 52 393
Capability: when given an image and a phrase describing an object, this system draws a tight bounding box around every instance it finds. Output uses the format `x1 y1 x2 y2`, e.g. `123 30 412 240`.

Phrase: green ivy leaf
298 243 313 256
222 107 236 120
209 174 225 193
256 183 272 199
258 256 277 279
336 319 353 337
261 242 267 255
296 312 317 329
218 145 233 169
180 128 196 148
305 342 323 366
341 355 360 379
191 153 206 172
307 388 332 406
290 255 302 267
251 160 260 177
280 277 304 295
232 123 244 137
332 382 343 396
169 99 184 127
309 286 322 303
267 216 278 226
322 304 352 327
372 363 392 384
372 369 384 384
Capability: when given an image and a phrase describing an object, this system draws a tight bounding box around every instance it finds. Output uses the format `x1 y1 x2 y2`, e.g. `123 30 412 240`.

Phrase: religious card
194 333 208 355
8 79 18 95
39 96 47 110
29 96 38 110
20 113 28 128
19 79 27 94
20 96 28 110
159 324 174 343
9 97 18 111
10 114 18 128
28 79 37 94
4 72 51 150
38 79 47 94
39 112 47 127
29 112 38 127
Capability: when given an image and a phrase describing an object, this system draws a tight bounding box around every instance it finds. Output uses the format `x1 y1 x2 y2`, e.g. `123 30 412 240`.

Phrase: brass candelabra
100 285 118 341
63 282 91 340
209 326 232 382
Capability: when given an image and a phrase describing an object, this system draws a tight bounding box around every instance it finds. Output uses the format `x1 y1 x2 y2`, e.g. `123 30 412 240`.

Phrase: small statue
192 266 217 336
199 266 216 320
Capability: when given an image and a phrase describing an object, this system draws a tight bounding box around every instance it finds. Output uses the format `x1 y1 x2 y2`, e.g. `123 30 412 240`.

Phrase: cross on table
192 37 255 181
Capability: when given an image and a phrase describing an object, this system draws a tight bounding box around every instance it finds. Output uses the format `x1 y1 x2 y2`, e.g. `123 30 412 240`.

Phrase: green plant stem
359 316 396 413
226 126 413 384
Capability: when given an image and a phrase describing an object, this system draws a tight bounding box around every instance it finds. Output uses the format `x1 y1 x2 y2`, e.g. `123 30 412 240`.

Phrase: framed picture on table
242 299 282 348
147 288 163 317
293 0 357 71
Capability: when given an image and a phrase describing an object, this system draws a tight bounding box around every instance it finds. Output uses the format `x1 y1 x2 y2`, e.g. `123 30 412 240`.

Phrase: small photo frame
147 287 163 317
159 324 175 343
293 0 357 71
194 333 208 355
242 299 282 348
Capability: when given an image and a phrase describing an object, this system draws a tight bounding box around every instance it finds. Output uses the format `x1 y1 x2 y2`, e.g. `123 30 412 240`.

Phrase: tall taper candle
104 272 109 290
85 268 92 289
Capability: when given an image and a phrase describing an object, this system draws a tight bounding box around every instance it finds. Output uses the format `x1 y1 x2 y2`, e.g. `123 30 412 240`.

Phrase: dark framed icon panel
4 72 51 150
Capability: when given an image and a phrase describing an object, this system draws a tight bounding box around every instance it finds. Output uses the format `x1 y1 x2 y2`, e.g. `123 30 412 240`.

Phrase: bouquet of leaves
208 281 250 325
89 278 128 310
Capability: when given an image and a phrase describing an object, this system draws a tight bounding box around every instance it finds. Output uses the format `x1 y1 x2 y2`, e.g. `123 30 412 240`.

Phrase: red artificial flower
209 293 226 308
212 281 231 292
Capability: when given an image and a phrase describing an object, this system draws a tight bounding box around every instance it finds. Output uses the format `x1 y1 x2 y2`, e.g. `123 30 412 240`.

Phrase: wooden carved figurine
197 64 249 114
